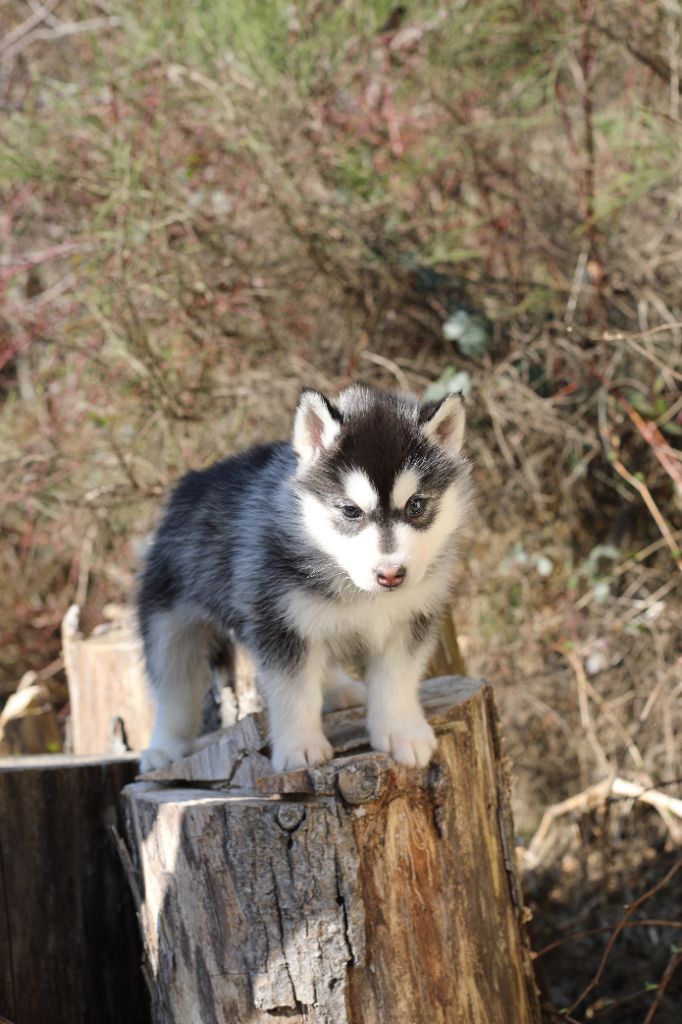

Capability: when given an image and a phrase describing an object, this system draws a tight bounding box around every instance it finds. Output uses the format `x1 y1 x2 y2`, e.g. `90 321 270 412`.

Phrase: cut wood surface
0 753 149 1024
123 675 540 1024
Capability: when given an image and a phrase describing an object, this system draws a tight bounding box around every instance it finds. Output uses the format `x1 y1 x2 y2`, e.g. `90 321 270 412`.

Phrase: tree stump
122 676 540 1024
61 606 260 755
0 753 149 1024
62 605 155 755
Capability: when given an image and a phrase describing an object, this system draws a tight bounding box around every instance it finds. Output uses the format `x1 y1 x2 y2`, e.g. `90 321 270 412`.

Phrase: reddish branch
643 947 682 1023
534 917 682 959
568 859 682 1015
613 390 682 492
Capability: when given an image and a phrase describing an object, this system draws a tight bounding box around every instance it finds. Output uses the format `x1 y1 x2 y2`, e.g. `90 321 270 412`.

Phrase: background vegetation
1 1 680 1019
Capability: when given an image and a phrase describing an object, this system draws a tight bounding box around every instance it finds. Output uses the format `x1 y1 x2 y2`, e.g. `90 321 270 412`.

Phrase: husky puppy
138 385 472 773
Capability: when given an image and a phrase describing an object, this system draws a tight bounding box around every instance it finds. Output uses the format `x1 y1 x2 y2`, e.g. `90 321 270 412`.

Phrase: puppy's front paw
369 715 437 768
271 731 334 773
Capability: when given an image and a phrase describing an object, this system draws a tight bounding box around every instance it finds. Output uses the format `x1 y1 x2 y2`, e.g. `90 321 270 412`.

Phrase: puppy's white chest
285 576 444 651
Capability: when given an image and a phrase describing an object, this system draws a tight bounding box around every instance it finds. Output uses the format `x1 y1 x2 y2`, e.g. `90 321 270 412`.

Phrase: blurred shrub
0 0 680 687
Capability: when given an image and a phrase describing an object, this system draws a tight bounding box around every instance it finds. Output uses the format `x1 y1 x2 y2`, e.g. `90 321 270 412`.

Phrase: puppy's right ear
293 389 342 466
419 391 466 456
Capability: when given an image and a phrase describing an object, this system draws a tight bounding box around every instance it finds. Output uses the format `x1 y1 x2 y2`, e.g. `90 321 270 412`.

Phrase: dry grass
1 2 681 1019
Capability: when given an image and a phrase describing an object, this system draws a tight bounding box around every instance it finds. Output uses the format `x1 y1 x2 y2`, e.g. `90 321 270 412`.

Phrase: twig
3 15 119 61
643 947 682 1024
600 321 682 342
360 350 410 391
0 242 81 281
566 643 646 770
567 859 682 1014
576 0 606 324
75 524 96 609
614 532 682 575
564 246 589 326
608 777 682 844
609 453 682 574
527 780 610 863
527 778 682 865
534 917 682 959
666 0 681 121
597 389 682 574
542 1006 582 1024
595 17 682 96
620 574 681 625
589 983 660 1020
596 325 682 382
562 646 611 776
613 390 682 490
0 0 60 54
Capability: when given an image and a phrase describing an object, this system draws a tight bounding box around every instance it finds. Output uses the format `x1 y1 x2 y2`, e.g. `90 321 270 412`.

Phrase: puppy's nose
376 565 406 589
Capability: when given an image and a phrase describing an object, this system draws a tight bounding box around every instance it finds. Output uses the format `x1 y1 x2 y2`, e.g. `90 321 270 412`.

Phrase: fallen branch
527 776 682 865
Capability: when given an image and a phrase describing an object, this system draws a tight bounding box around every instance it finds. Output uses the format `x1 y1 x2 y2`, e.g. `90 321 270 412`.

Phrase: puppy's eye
405 495 426 517
341 504 363 520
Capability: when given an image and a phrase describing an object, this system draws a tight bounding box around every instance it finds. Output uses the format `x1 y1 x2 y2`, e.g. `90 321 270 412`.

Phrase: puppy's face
293 386 471 594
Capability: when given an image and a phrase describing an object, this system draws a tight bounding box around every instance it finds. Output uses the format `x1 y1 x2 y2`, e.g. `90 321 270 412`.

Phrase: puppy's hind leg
322 666 367 711
140 609 214 772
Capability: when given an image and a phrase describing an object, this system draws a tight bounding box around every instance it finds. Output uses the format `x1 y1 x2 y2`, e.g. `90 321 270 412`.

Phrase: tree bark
122 676 540 1024
0 753 149 1024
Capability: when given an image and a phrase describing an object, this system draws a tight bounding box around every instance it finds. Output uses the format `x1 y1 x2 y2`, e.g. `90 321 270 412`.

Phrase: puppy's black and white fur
138 385 472 773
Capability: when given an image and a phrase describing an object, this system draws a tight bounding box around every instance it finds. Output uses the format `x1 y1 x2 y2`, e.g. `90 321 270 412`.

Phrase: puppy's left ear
293 389 342 466
419 392 466 456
